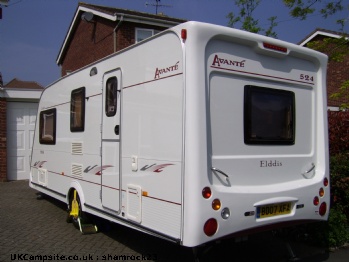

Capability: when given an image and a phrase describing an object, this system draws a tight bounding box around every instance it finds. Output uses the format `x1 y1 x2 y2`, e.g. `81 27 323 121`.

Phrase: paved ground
0 180 348 262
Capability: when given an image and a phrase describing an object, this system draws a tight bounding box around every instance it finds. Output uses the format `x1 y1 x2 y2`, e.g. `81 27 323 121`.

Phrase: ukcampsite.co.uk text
10 253 158 261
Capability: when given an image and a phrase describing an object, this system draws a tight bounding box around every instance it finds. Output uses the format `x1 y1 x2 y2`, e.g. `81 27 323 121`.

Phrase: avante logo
140 163 174 173
154 61 179 79
211 54 246 68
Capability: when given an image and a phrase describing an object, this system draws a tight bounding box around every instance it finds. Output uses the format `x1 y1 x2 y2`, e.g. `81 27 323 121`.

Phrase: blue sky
0 0 348 87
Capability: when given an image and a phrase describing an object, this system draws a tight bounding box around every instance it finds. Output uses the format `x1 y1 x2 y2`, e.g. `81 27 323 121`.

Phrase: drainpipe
113 14 124 53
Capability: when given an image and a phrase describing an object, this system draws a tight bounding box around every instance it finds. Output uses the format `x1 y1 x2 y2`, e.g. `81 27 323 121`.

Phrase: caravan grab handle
302 163 315 179
211 167 229 182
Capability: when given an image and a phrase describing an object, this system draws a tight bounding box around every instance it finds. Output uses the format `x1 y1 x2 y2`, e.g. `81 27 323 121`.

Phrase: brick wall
61 19 168 76
61 17 115 76
0 98 7 182
327 55 349 108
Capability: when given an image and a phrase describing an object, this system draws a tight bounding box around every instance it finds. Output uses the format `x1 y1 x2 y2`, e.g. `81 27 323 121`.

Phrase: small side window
39 108 56 145
71 87 85 132
105 77 118 117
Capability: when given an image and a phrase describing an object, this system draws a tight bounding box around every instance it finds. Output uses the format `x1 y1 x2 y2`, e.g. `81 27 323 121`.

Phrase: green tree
228 0 349 109
227 0 278 37
286 0 349 109
228 0 346 34
283 0 344 22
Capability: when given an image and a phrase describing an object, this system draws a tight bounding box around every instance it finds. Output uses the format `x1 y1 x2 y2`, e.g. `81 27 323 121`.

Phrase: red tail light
203 218 218 236
202 187 212 199
181 29 187 40
319 202 327 216
263 42 287 53
313 196 319 206
323 177 329 187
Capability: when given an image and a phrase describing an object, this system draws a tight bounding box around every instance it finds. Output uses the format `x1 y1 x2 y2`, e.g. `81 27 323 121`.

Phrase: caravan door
101 69 122 212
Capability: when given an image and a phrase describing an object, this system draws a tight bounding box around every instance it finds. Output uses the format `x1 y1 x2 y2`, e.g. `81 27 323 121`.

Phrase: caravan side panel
120 32 184 238
30 30 185 241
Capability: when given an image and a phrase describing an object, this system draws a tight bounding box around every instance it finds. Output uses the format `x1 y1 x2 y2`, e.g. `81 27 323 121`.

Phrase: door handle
114 125 119 135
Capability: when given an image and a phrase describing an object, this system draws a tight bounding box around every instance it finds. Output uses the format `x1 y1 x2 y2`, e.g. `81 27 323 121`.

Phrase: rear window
244 85 295 145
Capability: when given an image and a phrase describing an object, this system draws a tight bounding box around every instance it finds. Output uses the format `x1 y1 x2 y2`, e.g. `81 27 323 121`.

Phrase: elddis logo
260 160 282 168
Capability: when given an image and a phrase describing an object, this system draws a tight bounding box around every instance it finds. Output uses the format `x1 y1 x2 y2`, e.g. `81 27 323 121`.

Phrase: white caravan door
101 69 122 212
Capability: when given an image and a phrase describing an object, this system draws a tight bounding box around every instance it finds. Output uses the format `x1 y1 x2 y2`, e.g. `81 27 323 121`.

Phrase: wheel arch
67 180 86 212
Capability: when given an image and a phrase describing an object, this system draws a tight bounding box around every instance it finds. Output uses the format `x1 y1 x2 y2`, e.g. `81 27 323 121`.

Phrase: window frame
70 87 86 132
135 28 160 43
39 108 57 145
105 77 118 117
244 85 295 145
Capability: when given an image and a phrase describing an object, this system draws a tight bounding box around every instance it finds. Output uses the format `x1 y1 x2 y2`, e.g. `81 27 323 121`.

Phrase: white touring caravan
30 21 329 248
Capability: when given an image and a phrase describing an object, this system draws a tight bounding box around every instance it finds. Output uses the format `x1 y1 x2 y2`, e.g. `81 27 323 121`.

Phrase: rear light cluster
202 186 230 237
313 177 329 216
263 42 288 53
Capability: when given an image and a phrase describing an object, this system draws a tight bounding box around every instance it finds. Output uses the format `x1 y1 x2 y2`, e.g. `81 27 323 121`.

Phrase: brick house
299 29 349 110
57 2 186 77
0 79 43 182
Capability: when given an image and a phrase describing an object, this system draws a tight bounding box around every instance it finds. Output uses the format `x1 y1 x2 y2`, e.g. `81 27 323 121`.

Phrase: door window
105 77 118 117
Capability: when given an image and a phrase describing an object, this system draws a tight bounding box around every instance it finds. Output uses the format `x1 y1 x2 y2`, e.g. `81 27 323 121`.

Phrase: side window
244 85 295 145
70 87 85 132
39 108 56 145
105 77 118 117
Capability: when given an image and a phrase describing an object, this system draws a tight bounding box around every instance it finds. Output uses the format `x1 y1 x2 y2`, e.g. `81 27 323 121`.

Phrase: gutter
113 15 124 53
114 12 182 28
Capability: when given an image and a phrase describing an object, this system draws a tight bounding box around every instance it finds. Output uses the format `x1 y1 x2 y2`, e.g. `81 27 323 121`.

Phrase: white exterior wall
175 22 329 246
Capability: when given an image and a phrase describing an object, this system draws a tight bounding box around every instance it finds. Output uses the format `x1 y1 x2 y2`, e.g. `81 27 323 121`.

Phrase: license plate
256 202 292 219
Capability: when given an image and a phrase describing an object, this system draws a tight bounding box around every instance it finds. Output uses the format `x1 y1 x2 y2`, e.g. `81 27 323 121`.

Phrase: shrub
330 154 349 219
305 208 349 249
327 208 349 248
328 111 349 156
296 109 349 248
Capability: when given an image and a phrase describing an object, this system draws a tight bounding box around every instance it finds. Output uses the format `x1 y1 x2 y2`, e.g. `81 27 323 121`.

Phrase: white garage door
7 102 38 180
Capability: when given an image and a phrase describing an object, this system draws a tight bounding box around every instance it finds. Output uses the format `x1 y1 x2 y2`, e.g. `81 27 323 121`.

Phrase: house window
135 28 160 43
70 87 85 132
105 77 118 117
244 85 295 145
39 108 56 145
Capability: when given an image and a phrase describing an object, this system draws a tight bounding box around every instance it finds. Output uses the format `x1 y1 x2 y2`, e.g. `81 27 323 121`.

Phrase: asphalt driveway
0 180 348 262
